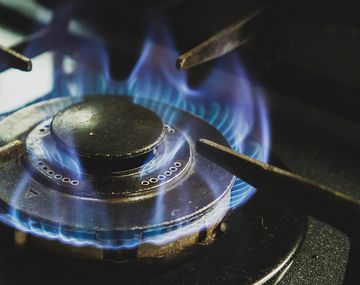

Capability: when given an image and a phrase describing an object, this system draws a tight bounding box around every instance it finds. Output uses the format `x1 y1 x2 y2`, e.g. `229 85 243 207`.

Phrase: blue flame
123 23 270 211
0 20 270 249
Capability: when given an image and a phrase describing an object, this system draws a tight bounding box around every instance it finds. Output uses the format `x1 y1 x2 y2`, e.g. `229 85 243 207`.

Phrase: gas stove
0 1 359 285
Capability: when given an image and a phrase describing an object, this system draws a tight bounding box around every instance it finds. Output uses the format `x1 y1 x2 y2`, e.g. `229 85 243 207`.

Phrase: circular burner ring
0 96 235 247
26 118 190 198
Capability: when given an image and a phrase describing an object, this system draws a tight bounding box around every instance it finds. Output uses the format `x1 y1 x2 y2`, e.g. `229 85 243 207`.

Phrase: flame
0 17 270 249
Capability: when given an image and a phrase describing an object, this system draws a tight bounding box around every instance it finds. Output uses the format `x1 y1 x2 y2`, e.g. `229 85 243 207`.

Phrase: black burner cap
51 96 164 171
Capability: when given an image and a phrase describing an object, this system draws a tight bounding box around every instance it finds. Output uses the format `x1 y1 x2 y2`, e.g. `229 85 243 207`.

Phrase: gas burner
0 95 307 283
0 95 235 256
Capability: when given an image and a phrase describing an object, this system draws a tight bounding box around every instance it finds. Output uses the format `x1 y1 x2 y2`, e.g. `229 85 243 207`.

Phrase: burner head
0 99 307 285
51 96 165 171
0 96 236 260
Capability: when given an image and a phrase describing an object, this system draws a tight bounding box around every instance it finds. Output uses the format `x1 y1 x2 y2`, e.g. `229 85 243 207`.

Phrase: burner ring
25 119 191 198
0 96 235 248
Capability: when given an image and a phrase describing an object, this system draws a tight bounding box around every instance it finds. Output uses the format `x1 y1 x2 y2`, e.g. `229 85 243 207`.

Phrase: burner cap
51 96 165 171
